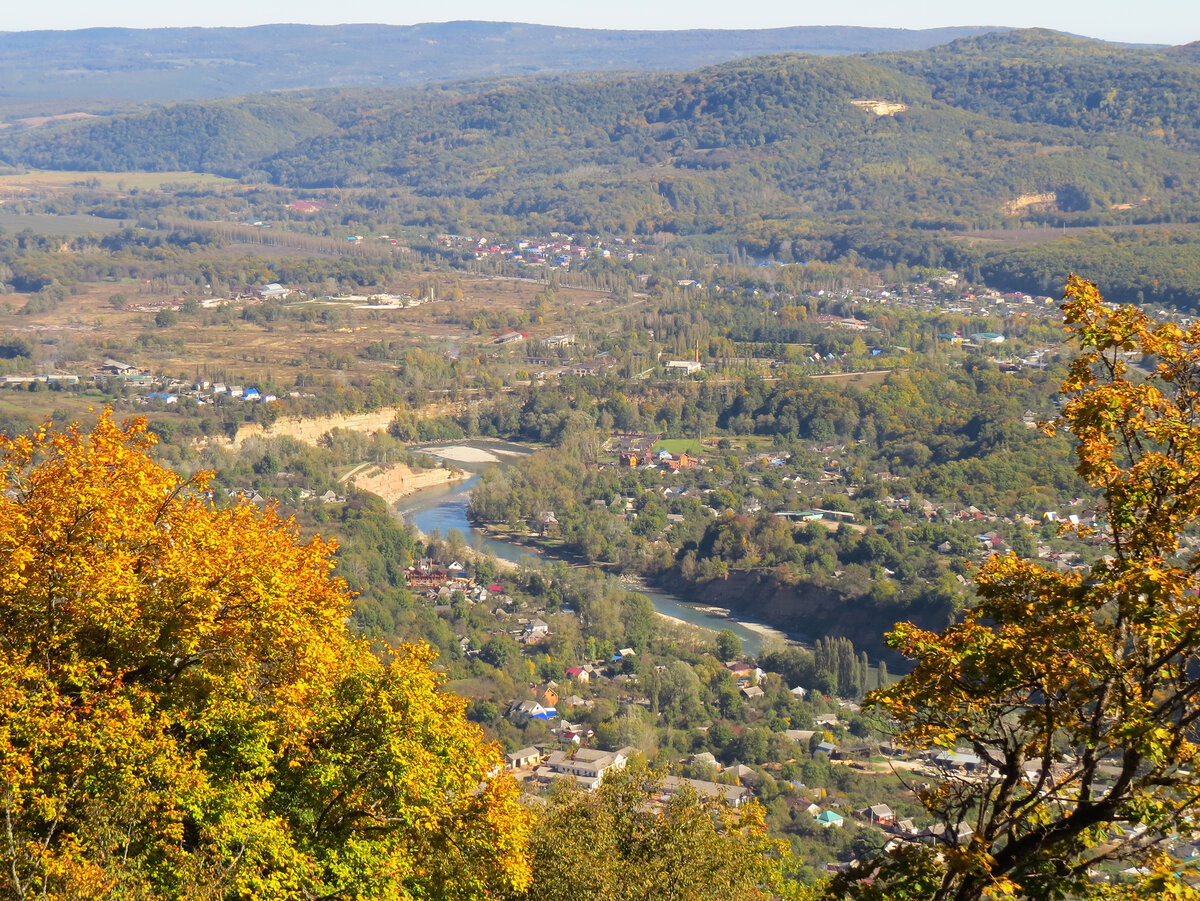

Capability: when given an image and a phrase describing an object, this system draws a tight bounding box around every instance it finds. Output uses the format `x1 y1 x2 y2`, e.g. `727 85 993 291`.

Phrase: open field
0 210 130 236
0 385 117 430
656 438 704 455
948 222 1200 249
0 267 619 419
807 369 894 387
0 169 240 192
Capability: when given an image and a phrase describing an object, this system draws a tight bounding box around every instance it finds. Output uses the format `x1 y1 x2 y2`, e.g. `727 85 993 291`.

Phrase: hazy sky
3 0 1195 47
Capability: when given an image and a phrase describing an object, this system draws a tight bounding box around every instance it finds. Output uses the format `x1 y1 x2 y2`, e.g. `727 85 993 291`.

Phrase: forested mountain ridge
1 99 340 175
0 21 1002 109
6 30 1200 237
880 29 1200 152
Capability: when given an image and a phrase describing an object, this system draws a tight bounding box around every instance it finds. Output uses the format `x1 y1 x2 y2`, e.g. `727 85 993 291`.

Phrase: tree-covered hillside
5 30 1200 237
881 29 1200 151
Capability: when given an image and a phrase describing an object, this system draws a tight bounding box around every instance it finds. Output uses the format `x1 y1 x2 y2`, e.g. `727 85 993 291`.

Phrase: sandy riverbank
421 444 503 464
653 610 713 631
733 619 789 643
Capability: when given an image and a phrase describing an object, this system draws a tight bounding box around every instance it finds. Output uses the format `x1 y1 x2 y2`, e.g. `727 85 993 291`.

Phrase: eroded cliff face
223 409 403 448
348 463 468 504
200 407 469 502
209 403 459 449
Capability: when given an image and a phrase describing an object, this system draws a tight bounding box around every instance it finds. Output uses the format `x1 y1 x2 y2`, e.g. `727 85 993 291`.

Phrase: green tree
481 633 520 669
716 628 743 661
828 278 1200 900
515 765 790 901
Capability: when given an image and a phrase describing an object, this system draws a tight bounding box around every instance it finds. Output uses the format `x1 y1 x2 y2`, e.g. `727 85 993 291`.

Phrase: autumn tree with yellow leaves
0 412 530 900
827 278 1200 900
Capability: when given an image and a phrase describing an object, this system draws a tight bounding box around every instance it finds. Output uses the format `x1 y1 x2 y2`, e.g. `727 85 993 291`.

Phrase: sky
4 0 1196 47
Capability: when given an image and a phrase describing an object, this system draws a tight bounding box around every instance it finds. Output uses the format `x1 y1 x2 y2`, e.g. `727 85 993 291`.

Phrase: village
397 534 1181 877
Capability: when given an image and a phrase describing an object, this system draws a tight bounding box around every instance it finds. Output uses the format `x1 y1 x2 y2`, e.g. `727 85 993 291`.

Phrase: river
393 443 780 655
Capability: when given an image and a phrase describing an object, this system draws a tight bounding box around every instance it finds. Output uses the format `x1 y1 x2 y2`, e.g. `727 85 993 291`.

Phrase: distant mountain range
0 22 1005 109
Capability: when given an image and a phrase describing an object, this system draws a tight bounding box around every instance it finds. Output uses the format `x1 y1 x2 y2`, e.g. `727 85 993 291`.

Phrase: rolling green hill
880 29 1200 151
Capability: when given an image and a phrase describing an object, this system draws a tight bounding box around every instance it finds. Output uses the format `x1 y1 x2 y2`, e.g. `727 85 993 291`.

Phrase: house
832 743 873 761
661 451 697 471
785 730 816 745
688 752 719 769
538 684 559 708
508 699 556 723
543 747 632 789
863 803 896 827
727 764 758 784
565 666 590 683
405 562 450 590
554 722 594 744
609 434 659 464
506 747 544 770
725 662 765 684
660 776 752 807
790 686 808 700
521 619 551 644
665 360 702 374
893 818 919 836
816 810 845 828
227 488 265 504
258 283 290 300
99 358 138 375
741 685 764 700
933 750 984 772
917 822 975 846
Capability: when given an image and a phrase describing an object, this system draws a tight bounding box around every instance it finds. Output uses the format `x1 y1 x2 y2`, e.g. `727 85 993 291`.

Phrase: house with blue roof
816 810 844 828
